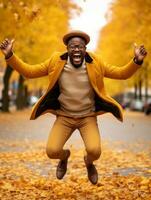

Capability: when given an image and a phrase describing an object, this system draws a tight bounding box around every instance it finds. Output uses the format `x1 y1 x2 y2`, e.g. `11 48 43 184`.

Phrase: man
0 31 147 184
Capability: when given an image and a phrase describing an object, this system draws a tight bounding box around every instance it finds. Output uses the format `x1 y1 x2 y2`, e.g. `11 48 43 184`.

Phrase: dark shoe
84 156 98 185
56 150 70 179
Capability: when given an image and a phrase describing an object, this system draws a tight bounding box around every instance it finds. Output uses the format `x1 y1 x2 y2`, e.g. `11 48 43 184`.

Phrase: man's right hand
0 38 15 58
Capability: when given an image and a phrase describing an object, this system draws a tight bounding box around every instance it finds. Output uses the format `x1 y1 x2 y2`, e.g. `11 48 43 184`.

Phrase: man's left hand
134 43 147 62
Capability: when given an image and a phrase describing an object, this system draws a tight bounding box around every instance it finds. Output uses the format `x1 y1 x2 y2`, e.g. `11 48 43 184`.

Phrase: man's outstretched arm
102 44 147 79
0 38 50 78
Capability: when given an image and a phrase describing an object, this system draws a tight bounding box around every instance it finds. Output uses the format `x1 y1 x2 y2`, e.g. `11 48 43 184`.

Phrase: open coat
6 51 141 122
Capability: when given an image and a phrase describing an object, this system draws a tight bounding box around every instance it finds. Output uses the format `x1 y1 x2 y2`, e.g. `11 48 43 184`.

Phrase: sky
70 0 112 51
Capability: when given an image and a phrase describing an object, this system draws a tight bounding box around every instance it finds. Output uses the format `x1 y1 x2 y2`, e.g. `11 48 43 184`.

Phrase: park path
0 108 151 148
0 109 151 199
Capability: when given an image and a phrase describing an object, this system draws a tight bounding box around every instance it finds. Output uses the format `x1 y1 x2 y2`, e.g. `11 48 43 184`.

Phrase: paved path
0 109 151 147
0 109 151 179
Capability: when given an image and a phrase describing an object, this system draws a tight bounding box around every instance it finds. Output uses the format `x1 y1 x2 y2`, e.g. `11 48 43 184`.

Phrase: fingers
134 43 137 48
139 45 147 56
11 38 15 44
134 43 145 50
0 38 8 49
134 42 147 56
0 42 5 49
0 38 12 49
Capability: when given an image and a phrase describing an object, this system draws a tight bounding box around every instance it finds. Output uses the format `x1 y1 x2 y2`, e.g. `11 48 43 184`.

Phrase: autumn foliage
97 0 151 96
0 0 79 90
0 139 151 200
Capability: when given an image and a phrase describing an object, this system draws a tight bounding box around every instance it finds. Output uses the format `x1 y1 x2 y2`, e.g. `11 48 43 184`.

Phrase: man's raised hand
0 38 15 57
134 43 147 62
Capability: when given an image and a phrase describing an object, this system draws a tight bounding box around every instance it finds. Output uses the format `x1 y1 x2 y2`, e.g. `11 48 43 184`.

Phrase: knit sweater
57 57 95 117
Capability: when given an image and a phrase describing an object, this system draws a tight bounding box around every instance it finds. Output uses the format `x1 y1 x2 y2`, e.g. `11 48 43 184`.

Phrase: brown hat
63 30 90 45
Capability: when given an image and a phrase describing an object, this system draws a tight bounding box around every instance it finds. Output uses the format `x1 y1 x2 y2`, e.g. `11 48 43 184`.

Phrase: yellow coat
6 51 141 122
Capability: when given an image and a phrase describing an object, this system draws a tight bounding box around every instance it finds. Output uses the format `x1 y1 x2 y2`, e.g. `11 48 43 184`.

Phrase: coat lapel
86 62 97 88
47 58 66 92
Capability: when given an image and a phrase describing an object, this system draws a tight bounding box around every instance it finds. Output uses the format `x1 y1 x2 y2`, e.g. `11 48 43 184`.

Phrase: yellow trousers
46 116 101 163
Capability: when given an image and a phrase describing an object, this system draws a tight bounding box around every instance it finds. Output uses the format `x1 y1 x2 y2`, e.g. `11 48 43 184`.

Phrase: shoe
84 156 98 185
56 150 70 179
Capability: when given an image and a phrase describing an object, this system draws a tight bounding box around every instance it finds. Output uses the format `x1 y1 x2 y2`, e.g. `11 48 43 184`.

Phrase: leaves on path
0 140 151 199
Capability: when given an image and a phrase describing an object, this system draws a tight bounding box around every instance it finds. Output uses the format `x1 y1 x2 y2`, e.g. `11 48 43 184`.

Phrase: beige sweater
57 57 95 117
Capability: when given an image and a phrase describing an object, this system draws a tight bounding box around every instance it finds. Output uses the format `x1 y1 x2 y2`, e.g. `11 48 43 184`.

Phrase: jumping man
0 31 147 184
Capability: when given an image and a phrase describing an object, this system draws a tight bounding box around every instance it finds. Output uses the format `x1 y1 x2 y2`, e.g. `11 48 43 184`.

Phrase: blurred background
0 0 151 115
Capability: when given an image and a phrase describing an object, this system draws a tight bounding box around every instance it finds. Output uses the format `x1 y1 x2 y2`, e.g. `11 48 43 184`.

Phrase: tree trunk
1 65 13 112
16 75 26 110
24 85 29 107
138 79 142 100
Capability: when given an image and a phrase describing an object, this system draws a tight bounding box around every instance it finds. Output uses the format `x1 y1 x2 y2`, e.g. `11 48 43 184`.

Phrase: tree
0 0 79 111
97 0 151 98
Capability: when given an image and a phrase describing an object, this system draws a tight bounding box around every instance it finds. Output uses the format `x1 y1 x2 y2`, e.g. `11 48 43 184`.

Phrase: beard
69 56 85 68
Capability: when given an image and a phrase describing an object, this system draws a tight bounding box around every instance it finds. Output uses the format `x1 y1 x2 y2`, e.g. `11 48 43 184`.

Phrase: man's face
67 37 86 68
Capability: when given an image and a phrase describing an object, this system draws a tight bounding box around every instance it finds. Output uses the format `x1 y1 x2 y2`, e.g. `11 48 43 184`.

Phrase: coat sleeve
100 58 142 80
5 53 55 79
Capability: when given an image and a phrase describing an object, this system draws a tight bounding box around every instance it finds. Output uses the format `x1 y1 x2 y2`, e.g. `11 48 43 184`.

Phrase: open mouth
73 54 82 63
